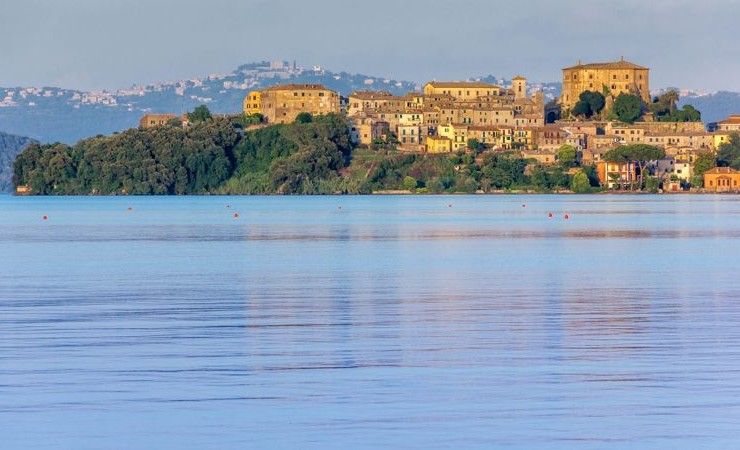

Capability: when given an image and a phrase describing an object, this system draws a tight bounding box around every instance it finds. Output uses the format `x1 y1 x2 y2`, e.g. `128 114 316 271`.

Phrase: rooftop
718 115 740 124
350 91 396 100
704 167 739 174
264 83 332 91
563 59 648 71
425 81 501 89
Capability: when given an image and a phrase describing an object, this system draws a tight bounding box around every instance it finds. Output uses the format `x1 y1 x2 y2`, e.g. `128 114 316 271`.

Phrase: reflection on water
1 195 740 449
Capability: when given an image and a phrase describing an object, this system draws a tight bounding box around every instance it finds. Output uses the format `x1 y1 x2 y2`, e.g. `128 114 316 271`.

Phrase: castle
559 58 650 112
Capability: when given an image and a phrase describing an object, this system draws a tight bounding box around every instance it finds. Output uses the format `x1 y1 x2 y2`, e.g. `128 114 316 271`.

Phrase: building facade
139 114 178 128
244 84 340 124
560 59 650 112
704 167 740 192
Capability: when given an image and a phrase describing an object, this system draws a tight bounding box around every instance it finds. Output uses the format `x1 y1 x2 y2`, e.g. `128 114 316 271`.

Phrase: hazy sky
1 0 738 91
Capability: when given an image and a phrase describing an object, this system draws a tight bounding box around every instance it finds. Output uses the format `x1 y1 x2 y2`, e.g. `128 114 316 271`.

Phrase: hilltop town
232 58 740 192
13 59 740 195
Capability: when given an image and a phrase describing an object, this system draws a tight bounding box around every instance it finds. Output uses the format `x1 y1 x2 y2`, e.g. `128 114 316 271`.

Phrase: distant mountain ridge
0 60 736 144
0 132 36 192
0 61 418 144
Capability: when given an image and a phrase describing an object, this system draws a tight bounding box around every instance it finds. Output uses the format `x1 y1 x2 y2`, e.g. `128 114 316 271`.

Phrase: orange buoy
564 214 570 220
42 215 48 220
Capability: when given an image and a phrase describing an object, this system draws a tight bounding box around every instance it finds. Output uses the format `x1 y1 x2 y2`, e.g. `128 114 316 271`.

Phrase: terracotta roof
512 75 527 81
468 125 507 131
350 91 396 100
264 83 333 91
563 60 648 71
718 115 740 124
704 167 739 174
425 81 501 89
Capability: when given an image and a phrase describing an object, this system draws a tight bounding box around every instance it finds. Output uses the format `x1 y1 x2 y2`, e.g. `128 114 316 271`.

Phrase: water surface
1 195 740 449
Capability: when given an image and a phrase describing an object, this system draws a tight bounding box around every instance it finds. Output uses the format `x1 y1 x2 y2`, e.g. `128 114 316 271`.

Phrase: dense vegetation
14 109 605 195
571 91 606 119
0 132 37 192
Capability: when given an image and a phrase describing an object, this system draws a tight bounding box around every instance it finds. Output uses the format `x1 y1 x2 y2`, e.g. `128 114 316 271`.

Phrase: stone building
560 59 650 112
716 115 740 133
703 167 740 192
422 81 501 101
244 84 340 124
139 114 178 129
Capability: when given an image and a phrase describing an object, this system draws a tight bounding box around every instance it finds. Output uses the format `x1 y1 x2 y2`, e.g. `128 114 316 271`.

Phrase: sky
1 0 738 92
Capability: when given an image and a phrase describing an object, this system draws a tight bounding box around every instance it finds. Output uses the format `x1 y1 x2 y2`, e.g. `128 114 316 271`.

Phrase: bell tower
512 75 527 101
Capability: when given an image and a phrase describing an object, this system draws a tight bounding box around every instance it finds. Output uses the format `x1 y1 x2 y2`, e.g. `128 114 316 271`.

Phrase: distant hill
0 132 36 192
678 91 740 125
0 61 418 144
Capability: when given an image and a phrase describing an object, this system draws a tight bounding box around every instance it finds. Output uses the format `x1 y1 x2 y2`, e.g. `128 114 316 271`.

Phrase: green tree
612 93 644 123
467 138 485 154
717 133 740 169
571 100 591 118
603 144 665 190
295 112 313 124
644 177 661 193
187 105 213 123
402 176 418 191
556 144 578 168
570 170 591 193
572 91 606 119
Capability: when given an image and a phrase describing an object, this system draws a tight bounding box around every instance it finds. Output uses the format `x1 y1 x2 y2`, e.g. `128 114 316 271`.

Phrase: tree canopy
556 144 578 168
717 133 740 169
571 91 606 119
612 93 644 123
603 144 665 190
187 105 213 123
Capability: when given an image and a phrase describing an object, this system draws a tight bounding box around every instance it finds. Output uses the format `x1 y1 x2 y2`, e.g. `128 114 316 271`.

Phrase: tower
512 76 527 101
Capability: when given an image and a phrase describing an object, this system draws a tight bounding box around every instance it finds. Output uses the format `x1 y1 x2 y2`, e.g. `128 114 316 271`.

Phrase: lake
1 194 740 449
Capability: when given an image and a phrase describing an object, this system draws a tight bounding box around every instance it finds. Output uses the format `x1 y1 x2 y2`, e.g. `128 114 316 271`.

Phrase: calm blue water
2 194 740 449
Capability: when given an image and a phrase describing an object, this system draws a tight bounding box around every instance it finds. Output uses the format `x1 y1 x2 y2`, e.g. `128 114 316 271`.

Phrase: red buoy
233 212 239 219
564 214 570 220
548 212 553 218
42 215 48 220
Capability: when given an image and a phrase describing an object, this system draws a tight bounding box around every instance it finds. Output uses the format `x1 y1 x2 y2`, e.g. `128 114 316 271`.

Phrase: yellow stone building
438 124 469 150
423 81 501 101
560 59 650 112
704 167 740 192
139 114 178 129
717 115 740 132
244 84 340 124
426 136 453 153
